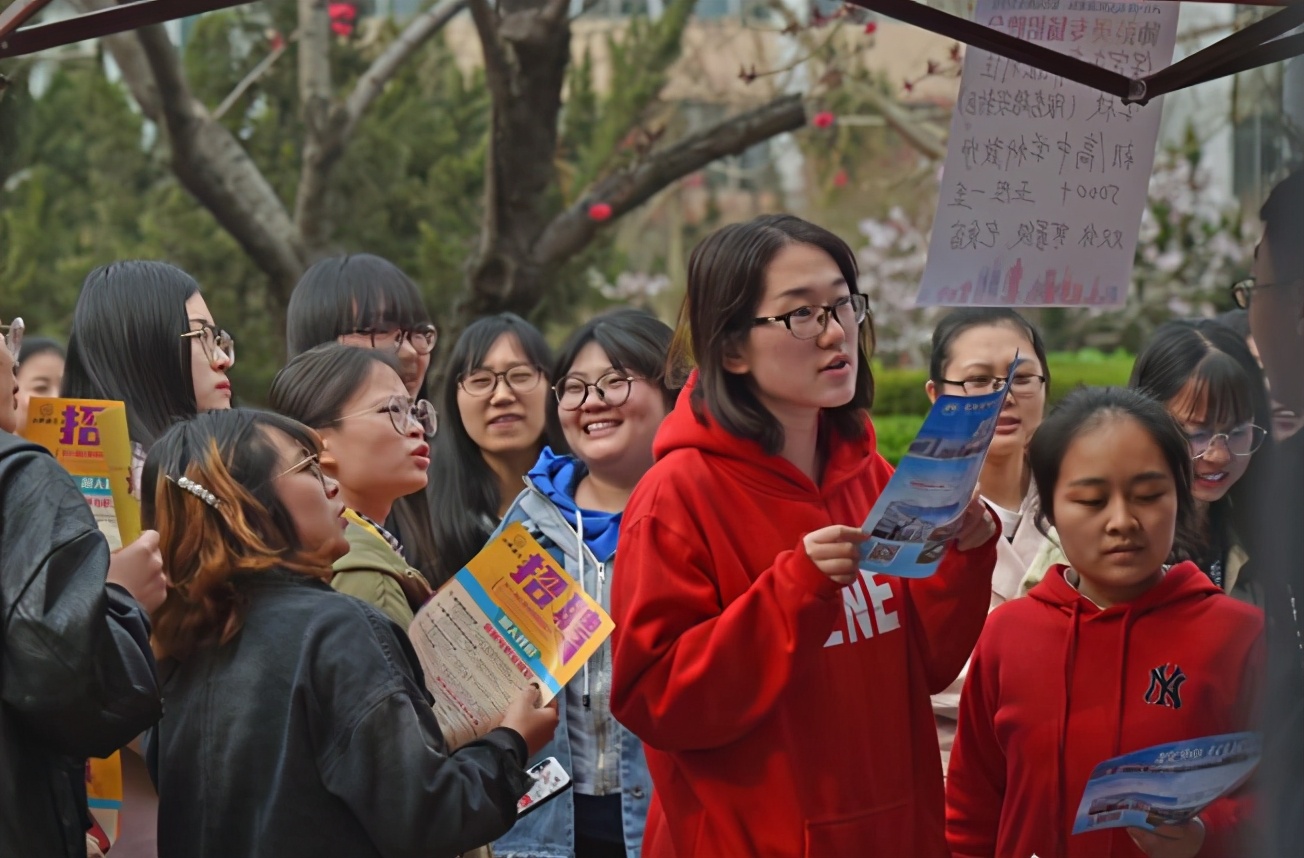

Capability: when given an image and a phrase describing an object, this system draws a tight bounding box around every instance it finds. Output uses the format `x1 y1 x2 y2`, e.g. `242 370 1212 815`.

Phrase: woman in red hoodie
608 214 1000 857
946 387 1263 858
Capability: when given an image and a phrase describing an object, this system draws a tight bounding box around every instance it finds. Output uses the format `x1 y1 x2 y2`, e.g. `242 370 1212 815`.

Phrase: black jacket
0 432 162 857
152 571 533 858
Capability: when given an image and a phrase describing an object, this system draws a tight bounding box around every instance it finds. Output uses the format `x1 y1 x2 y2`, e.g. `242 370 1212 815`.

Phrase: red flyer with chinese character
408 522 614 748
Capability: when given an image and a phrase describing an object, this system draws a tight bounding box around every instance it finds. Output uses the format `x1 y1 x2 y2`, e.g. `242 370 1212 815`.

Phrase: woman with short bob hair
141 409 556 858
609 214 999 857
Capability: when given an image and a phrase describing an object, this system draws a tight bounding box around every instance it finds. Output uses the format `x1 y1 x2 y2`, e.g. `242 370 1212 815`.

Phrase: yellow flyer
409 522 615 747
21 398 140 550
86 752 123 846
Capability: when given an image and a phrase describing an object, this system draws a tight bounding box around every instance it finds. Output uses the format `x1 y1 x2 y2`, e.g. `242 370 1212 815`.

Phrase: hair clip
166 475 221 508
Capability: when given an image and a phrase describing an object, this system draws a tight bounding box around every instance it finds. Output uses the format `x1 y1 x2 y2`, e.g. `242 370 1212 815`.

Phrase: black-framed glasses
753 294 868 340
554 372 640 411
1187 423 1267 460
940 373 1047 396
0 316 24 356
333 394 437 437
343 325 438 356
276 452 330 493
1230 276 1304 309
459 365 543 398
180 323 235 366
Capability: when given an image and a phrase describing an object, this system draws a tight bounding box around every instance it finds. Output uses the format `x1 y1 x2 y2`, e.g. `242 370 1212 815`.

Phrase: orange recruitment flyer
21 398 139 550
409 522 615 748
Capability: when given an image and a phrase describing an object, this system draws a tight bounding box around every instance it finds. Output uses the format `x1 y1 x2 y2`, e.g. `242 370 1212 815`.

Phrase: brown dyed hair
141 409 336 661
666 213 876 455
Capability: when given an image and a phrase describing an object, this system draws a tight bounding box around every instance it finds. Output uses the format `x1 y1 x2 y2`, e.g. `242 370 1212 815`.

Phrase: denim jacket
491 481 651 858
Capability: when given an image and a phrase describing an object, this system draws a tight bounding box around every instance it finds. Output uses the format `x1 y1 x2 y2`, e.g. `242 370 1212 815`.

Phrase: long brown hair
142 409 335 661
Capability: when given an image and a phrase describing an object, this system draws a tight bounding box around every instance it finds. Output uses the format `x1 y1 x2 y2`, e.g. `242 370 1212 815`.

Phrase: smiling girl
270 344 436 627
946 387 1263 858
1130 319 1274 603
609 215 999 857
492 309 674 858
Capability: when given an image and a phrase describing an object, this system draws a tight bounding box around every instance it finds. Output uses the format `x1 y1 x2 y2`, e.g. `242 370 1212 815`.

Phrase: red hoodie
946 563 1264 858
609 378 999 858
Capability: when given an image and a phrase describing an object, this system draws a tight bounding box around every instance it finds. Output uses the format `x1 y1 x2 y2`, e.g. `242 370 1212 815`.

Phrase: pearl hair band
166 475 221 508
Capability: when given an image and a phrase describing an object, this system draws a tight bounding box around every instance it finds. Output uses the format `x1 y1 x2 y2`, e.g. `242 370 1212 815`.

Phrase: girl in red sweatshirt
946 387 1263 858
609 214 1001 858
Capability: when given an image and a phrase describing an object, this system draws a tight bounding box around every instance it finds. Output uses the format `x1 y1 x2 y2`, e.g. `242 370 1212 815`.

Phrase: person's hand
107 530 167 614
500 683 560 759
953 493 998 552
803 525 868 586
1127 818 1205 858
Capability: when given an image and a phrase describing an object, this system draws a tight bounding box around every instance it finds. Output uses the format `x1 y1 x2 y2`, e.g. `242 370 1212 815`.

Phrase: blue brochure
1072 732 1260 835
858 355 1019 578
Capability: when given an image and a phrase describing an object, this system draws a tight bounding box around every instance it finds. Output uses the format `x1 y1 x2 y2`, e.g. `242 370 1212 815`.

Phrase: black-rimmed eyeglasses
343 325 438 356
554 372 640 411
939 374 1047 397
752 294 868 340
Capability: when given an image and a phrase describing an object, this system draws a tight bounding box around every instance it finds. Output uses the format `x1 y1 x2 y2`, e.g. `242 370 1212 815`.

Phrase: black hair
546 308 679 453
62 261 201 451
666 214 875 456
928 308 1051 389
16 336 65 364
269 343 403 430
1213 308 1251 341
1259 166 1303 285
429 313 554 585
1029 386 1200 564
286 254 433 363
1129 318 1274 565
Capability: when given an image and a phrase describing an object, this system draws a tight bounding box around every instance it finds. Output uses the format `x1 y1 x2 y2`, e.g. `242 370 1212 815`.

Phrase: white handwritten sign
917 0 1179 307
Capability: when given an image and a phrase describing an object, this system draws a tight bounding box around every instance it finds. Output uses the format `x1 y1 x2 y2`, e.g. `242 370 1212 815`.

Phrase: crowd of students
0 165 1300 858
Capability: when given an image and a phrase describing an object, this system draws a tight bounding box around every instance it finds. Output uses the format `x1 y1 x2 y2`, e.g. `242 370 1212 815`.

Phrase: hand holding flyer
408 522 614 748
859 355 1019 577
1072 732 1260 835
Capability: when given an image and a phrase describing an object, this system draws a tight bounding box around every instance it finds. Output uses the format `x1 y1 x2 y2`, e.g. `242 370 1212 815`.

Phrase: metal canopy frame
845 1 1303 105
0 0 255 59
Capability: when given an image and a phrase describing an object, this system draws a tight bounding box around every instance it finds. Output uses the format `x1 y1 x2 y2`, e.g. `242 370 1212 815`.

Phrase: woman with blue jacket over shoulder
493 309 677 858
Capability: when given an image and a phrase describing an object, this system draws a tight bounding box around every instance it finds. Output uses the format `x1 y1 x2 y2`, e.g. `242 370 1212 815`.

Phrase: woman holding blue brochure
608 214 999 858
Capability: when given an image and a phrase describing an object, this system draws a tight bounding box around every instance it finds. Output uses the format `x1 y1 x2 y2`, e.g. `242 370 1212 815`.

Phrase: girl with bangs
141 409 557 858
286 254 442 584
1130 319 1274 604
429 314 554 585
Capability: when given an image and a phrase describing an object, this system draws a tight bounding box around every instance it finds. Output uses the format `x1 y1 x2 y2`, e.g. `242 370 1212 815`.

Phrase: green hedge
870 350 1137 465
871 349 1136 416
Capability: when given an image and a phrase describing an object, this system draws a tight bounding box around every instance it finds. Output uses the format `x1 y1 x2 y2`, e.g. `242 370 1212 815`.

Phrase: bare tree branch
342 0 468 141
294 0 343 250
467 0 511 103
68 0 162 119
214 36 290 120
859 86 946 161
535 93 807 268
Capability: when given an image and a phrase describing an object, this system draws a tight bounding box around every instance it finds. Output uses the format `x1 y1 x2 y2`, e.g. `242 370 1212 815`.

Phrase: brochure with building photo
859 358 1019 578
1072 732 1260 834
409 522 614 748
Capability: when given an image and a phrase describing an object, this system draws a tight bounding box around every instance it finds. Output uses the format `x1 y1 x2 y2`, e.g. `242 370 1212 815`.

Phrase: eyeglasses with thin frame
459 364 543 398
276 452 330 493
1230 276 1304 309
554 371 640 411
342 325 439 356
752 294 868 340
0 316 24 356
939 373 1047 397
1186 422 1267 460
333 394 437 437
180 323 235 366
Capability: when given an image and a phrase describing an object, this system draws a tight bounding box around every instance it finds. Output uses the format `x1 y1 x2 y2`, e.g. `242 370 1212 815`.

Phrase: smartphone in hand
516 756 572 817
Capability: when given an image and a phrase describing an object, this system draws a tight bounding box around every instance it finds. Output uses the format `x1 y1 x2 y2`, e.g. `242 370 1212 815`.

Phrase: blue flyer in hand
1072 732 1261 835
858 354 1019 578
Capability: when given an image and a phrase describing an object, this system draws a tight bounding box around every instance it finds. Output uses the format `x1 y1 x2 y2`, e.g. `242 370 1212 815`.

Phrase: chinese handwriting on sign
510 553 603 664
917 0 1179 308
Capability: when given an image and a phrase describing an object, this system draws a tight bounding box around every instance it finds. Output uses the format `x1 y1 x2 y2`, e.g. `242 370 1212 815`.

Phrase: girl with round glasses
924 308 1058 780
492 309 676 858
270 344 436 627
429 313 554 585
1130 319 1274 603
608 215 999 857
285 253 443 587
